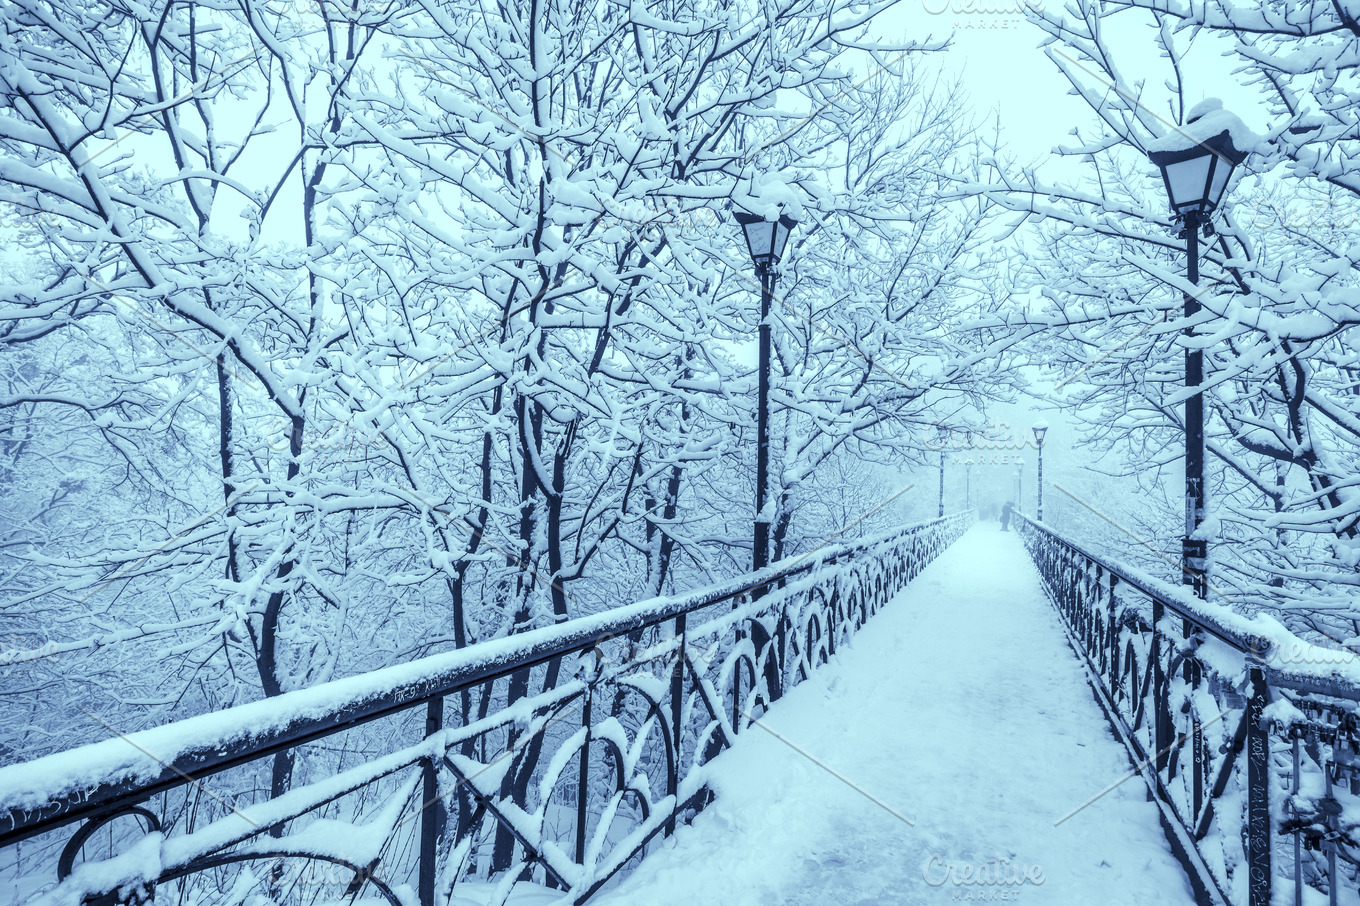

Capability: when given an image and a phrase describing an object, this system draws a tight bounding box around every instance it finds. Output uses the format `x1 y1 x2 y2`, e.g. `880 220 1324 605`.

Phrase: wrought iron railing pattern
0 513 971 906
1016 514 1360 906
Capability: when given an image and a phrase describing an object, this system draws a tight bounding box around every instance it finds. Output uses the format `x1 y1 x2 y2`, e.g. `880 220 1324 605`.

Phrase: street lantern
734 211 798 271
1149 130 1246 225
1032 419 1048 521
1148 100 1250 237
732 206 799 706
1147 106 1253 858
1147 101 1251 602
733 208 798 578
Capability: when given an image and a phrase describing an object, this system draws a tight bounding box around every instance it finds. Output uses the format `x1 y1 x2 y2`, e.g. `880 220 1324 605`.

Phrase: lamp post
734 210 798 574
964 429 973 511
1148 104 1247 601
1149 104 1264 906
1032 419 1049 521
1016 457 1024 512
937 427 946 519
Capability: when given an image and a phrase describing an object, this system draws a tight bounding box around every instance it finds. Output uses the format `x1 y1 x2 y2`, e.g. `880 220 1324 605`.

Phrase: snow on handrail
1016 513 1360 906
0 514 967 847
1016 513 1360 700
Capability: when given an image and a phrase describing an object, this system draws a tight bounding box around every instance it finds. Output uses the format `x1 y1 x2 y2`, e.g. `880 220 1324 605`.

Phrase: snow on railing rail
1016 514 1360 906
1 513 972 906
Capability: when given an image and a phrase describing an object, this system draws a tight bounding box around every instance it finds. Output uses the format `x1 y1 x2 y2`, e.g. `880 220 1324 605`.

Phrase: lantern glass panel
772 218 792 262
742 219 772 260
1164 155 1213 212
1206 157 1232 210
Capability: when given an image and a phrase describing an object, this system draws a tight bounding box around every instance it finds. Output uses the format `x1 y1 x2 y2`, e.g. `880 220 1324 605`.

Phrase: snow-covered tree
0 0 1016 779
968 0 1360 638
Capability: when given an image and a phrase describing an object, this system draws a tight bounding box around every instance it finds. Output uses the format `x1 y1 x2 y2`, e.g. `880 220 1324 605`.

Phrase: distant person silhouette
1000 501 1014 532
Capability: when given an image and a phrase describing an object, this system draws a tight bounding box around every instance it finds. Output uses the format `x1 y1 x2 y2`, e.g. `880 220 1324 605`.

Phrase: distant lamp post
1016 457 1025 512
937 426 947 519
964 430 973 510
1032 419 1049 521
734 210 798 574
1148 103 1248 601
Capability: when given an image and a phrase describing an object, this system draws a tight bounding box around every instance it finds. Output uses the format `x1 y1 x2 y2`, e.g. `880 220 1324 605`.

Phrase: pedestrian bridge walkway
2 514 1357 906
589 527 1195 906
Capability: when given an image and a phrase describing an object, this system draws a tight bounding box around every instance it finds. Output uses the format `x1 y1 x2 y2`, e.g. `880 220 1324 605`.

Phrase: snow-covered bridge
2 516 1358 906
589 527 1195 906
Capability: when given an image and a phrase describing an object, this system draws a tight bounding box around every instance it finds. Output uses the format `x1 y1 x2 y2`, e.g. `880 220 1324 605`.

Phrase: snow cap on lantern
1147 99 1258 219
733 174 805 269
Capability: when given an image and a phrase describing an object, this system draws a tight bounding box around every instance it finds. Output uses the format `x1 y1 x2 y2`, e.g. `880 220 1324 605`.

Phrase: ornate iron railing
0 512 971 906
1016 514 1360 906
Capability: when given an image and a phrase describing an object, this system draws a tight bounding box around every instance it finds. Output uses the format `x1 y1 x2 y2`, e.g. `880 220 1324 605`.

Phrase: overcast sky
858 6 1121 514
869 6 1091 161
868 3 1272 165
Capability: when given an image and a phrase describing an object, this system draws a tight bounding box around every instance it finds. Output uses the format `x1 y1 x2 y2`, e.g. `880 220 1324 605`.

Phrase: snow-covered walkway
590 525 1197 906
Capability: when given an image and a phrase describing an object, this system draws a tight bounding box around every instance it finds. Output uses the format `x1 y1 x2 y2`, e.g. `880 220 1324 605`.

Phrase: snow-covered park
4 0 1360 902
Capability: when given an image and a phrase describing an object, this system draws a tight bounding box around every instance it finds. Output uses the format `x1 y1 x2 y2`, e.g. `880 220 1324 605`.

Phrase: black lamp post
964 430 973 511
937 427 947 519
1149 113 1247 601
1032 419 1048 521
1149 112 1266 906
734 210 798 574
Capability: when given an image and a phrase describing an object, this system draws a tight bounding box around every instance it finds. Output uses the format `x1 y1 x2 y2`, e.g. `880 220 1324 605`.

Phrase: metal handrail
2 512 974 905
1016 513 1360 906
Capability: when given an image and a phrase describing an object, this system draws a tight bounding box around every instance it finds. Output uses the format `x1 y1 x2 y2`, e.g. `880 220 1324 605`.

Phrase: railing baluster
1088 565 1102 654
1191 654 1204 827
775 607 788 699
576 686 592 867
1246 666 1270 906
1153 598 1171 776
1107 575 1119 703
668 613 686 837
1326 765 1339 906
732 640 742 735
420 695 445 906
1292 733 1302 906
